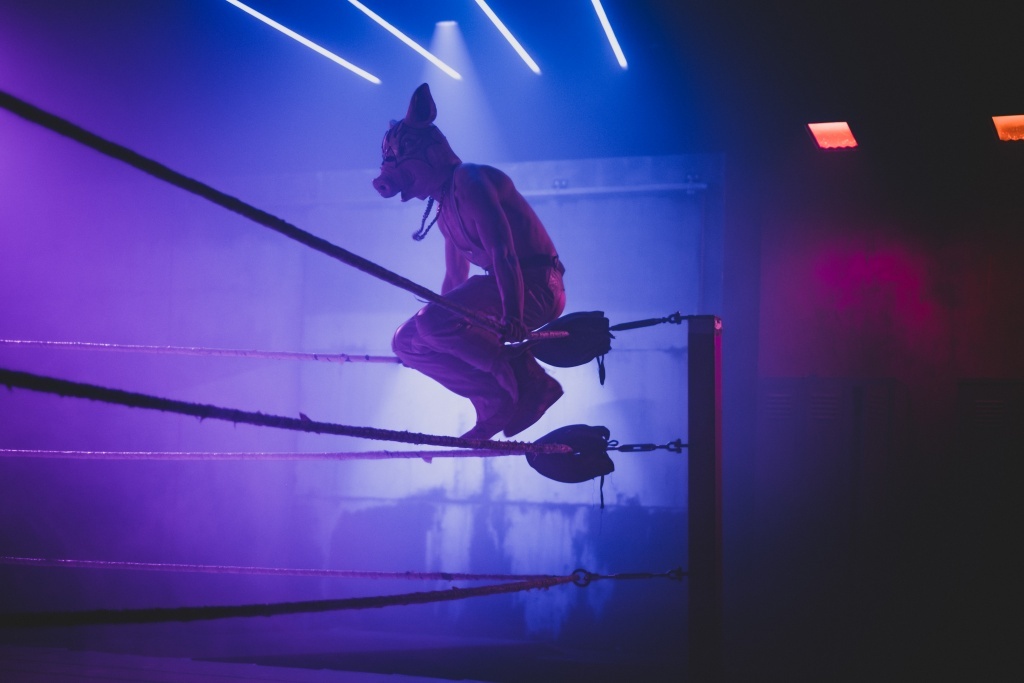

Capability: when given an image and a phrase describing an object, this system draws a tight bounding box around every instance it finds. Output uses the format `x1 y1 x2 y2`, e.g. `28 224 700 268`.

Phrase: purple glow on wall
815 242 946 357
759 226 951 378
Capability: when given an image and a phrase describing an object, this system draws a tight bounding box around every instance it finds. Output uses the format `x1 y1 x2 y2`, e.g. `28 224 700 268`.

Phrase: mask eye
381 139 396 163
381 123 401 163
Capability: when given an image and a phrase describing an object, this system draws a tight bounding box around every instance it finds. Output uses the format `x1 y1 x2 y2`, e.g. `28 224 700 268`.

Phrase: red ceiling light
992 115 1024 142
807 121 858 149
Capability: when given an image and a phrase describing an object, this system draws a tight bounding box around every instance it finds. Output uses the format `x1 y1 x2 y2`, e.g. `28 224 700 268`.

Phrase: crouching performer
372 83 566 440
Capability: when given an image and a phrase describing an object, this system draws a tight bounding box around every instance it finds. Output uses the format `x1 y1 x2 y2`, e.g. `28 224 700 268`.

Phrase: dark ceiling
1 0 1021 178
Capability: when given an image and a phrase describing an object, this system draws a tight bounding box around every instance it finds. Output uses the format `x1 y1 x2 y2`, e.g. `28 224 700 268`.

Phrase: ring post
688 315 723 680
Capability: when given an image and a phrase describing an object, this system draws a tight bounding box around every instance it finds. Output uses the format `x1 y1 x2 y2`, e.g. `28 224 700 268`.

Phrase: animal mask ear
405 83 437 128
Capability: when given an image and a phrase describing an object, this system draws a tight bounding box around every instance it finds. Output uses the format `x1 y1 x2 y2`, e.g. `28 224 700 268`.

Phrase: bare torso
435 163 559 331
438 163 556 272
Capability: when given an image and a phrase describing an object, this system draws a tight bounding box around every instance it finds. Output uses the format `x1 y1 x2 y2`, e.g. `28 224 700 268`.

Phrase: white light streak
473 0 541 74
591 0 627 69
348 1 461 80
223 0 381 84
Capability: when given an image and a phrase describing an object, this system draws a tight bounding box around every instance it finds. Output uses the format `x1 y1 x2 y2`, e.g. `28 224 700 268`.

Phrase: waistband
518 254 565 274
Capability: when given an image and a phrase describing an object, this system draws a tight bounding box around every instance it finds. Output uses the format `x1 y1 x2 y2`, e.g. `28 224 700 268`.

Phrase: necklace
411 179 450 241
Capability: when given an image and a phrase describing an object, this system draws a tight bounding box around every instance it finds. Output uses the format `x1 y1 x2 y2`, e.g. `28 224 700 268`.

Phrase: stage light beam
473 0 541 74
223 0 380 84
347 1 461 80
591 0 627 69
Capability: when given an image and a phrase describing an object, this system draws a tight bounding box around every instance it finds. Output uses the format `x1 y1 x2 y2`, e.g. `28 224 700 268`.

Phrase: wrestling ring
0 90 722 681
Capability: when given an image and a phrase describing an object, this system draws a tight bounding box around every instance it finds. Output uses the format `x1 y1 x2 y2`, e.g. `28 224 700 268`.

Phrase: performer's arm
463 169 526 341
442 235 470 295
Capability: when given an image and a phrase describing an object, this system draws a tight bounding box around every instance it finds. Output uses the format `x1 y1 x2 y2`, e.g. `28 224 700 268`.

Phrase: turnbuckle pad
526 424 615 483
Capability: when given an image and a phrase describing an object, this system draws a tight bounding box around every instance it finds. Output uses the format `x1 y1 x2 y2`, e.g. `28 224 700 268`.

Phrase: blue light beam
224 0 381 84
473 0 541 74
348 1 461 80
591 0 627 69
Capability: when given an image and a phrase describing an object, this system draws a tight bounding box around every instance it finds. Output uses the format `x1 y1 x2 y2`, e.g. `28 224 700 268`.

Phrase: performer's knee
392 319 417 362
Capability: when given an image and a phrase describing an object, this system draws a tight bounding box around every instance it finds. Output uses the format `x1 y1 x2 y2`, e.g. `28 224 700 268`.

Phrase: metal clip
608 438 687 453
571 568 593 587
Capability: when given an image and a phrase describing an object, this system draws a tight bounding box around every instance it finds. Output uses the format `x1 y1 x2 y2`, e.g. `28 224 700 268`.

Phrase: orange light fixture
807 121 858 149
992 115 1024 142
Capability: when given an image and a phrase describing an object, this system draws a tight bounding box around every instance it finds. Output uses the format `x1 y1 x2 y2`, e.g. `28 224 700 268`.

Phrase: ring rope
0 560 683 628
0 556 684 585
0 339 401 364
0 89 566 343
0 576 577 628
0 556 574 583
0 368 572 454
0 448 532 461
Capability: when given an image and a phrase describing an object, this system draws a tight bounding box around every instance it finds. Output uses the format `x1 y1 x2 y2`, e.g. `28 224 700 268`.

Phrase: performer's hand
500 317 530 345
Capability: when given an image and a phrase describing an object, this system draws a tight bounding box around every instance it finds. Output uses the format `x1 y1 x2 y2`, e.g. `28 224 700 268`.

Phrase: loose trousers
392 265 565 425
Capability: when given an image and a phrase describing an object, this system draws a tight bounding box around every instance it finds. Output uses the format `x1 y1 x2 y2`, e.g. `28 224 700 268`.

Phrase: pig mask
372 83 462 204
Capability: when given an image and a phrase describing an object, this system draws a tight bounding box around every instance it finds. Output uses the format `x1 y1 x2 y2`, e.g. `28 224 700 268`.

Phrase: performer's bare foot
503 365 563 438
461 395 516 441
461 419 509 441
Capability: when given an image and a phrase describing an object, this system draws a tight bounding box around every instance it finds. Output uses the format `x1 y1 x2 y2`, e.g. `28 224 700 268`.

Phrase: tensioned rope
0 315 686 374
0 556 562 582
0 312 698 370
0 368 572 455
0 89 564 343
0 441 685 462
0 339 400 364
0 448 533 462
0 577 577 628
0 558 683 628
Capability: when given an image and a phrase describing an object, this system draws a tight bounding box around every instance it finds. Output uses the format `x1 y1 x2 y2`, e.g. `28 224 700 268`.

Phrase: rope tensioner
609 438 687 453
570 567 686 587
608 311 690 332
